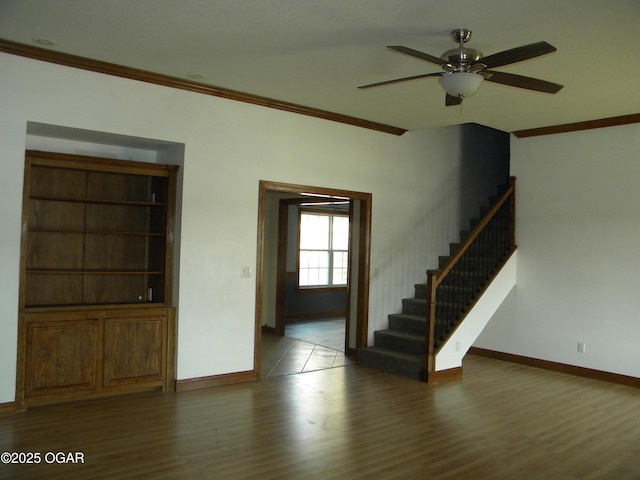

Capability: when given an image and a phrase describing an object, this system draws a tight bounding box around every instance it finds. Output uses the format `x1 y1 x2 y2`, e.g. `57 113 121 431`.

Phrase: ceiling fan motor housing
440 47 483 70
441 29 483 72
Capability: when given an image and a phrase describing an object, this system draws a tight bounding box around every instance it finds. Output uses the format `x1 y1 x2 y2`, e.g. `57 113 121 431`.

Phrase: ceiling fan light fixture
438 72 484 98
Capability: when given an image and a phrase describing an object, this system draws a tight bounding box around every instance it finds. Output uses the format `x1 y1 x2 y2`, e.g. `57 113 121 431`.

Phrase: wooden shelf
20 151 175 310
16 150 178 409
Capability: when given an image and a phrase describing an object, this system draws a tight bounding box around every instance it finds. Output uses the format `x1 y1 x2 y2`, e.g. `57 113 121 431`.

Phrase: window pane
299 269 310 286
332 215 349 250
332 251 348 285
298 212 349 288
299 250 329 286
300 214 329 249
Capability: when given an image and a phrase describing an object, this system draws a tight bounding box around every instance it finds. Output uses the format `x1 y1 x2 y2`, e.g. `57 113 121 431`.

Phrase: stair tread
360 346 422 361
403 297 426 304
389 313 425 321
376 329 424 341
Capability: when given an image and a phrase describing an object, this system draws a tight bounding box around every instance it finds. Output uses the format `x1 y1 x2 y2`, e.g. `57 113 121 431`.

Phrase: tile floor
285 317 346 352
261 318 357 379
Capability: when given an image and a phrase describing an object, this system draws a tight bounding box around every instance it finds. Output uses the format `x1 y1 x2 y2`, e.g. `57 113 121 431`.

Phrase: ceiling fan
358 28 563 106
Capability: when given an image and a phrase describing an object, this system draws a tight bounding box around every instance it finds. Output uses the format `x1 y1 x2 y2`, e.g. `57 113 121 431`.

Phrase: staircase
358 282 429 379
360 179 516 381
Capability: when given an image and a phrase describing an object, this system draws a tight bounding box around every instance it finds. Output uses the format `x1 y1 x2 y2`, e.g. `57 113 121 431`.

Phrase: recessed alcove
16 122 185 409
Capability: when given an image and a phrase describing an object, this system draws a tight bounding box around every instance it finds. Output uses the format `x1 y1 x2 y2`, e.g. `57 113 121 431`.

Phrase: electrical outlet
241 267 252 279
577 342 586 354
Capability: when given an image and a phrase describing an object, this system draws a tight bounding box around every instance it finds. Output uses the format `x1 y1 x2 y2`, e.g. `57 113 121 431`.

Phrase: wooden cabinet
16 151 178 409
18 308 176 407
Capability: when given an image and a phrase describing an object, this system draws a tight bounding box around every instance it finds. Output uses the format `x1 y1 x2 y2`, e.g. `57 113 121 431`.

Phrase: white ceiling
2 0 639 133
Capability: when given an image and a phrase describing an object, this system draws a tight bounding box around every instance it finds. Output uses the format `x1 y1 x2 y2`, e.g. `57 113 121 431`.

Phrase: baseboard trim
261 325 276 335
469 347 640 388
429 367 463 383
176 370 258 392
0 401 17 416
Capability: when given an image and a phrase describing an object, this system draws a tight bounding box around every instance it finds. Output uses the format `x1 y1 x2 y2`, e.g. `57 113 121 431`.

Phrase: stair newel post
420 270 439 382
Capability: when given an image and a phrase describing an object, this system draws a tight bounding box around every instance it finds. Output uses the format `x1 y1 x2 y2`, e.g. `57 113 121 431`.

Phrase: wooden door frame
254 181 371 377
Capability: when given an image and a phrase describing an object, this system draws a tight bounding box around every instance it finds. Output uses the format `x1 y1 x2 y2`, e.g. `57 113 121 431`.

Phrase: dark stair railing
420 177 517 382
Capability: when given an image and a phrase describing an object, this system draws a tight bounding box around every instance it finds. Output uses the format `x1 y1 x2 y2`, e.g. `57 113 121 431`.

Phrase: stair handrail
421 177 516 381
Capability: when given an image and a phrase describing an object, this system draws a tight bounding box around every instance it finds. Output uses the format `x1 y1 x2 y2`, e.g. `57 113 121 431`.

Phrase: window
298 211 349 287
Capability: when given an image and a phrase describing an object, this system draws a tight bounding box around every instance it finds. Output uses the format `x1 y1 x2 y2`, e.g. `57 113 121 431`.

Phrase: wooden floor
2 355 640 479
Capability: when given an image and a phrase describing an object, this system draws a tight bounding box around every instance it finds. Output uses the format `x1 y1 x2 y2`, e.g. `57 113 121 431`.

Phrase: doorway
254 181 371 378
277 197 348 353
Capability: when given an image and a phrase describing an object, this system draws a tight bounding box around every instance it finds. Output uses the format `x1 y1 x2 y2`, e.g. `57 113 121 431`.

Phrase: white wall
437 251 517 371
475 123 640 378
0 52 507 403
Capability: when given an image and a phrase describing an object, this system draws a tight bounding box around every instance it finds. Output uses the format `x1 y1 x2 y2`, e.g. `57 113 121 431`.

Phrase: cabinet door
103 313 166 386
25 319 99 397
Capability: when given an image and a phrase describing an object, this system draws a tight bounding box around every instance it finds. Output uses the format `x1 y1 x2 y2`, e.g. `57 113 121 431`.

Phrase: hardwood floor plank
1 355 640 479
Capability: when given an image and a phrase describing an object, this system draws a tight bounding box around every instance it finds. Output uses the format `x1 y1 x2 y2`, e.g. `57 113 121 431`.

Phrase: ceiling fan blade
387 46 447 66
358 72 442 89
479 41 557 69
483 70 563 93
446 94 462 106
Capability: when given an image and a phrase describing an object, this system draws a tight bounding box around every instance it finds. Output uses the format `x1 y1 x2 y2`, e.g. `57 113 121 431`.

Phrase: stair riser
359 349 421 379
388 314 426 335
414 284 428 300
374 331 425 355
401 299 427 316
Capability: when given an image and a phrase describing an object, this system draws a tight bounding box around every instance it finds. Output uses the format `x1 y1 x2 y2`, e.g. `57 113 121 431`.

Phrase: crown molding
513 113 640 138
0 38 407 137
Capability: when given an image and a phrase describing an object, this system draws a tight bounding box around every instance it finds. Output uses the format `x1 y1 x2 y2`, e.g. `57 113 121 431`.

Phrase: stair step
414 283 428 300
374 329 425 355
359 346 422 379
401 297 427 315
388 313 426 335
